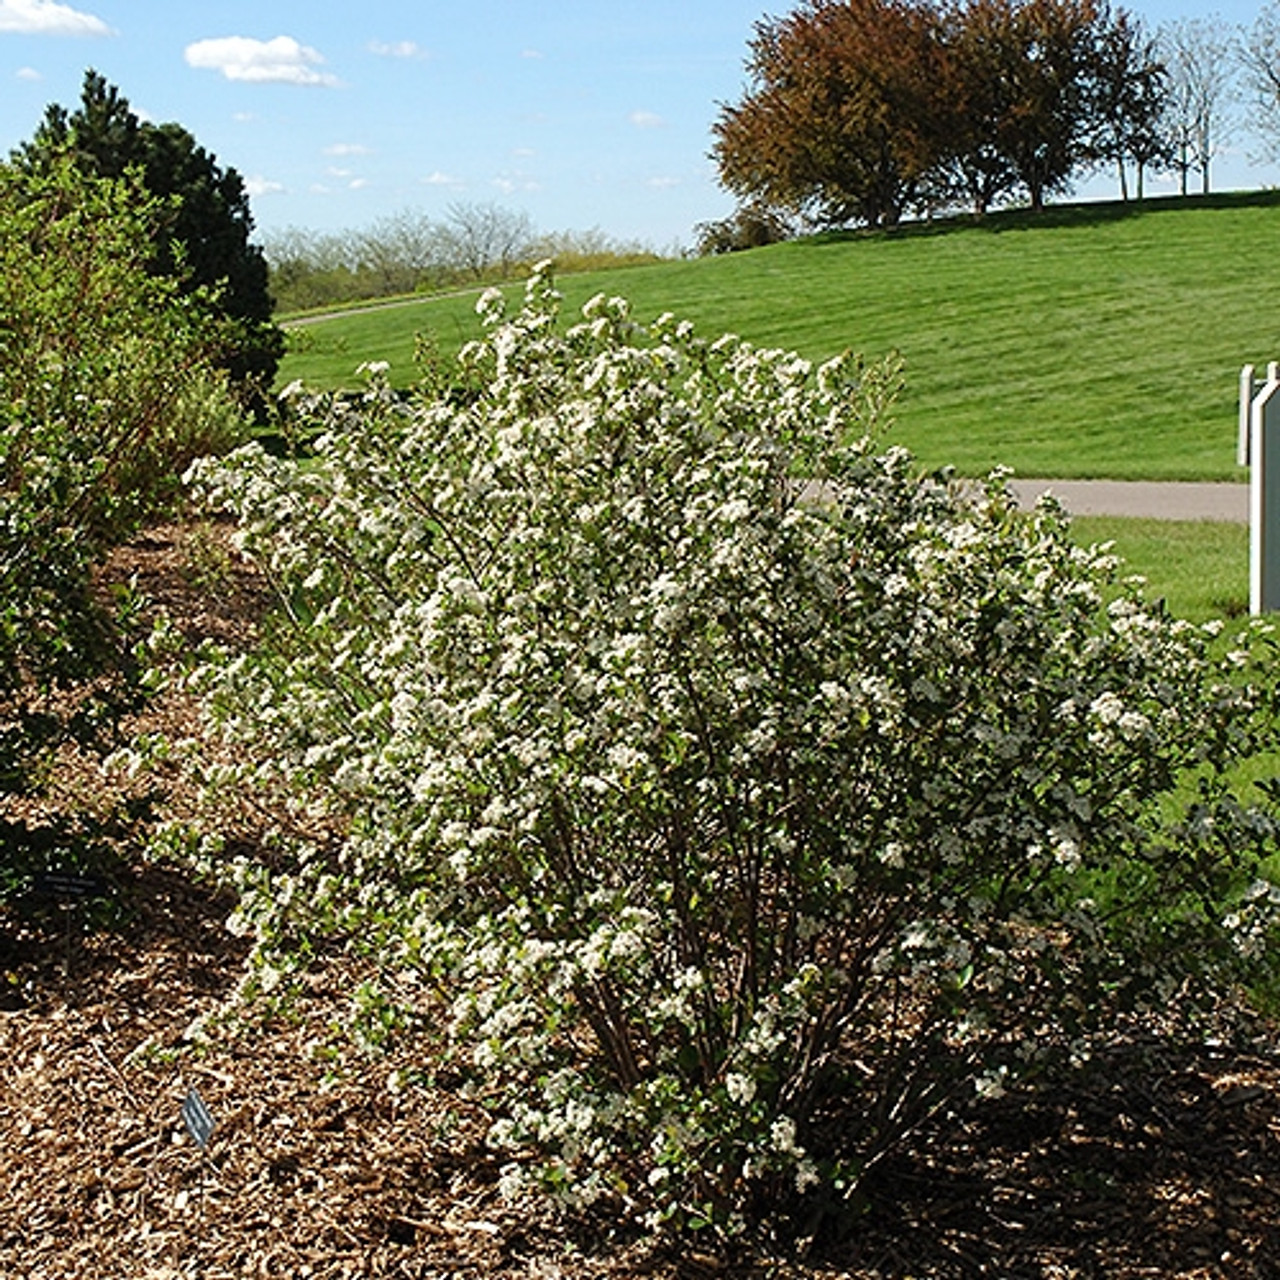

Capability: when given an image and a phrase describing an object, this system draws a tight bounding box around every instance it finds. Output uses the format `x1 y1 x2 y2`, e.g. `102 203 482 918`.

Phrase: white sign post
1241 362 1280 467
1250 374 1280 614
1241 364 1256 467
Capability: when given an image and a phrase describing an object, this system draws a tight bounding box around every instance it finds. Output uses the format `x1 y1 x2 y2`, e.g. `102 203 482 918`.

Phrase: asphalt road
1008 479 1249 523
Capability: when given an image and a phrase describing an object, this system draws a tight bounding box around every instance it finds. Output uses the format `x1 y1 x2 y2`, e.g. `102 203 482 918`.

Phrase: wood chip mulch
4 518 1280 1279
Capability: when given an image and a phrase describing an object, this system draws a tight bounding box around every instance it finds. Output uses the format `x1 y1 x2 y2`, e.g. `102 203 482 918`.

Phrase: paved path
280 288 479 328
1008 479 1248 523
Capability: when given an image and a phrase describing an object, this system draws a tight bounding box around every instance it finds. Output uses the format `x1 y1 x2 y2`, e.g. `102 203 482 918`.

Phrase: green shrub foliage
185 265 1280 1234
0 157 243 803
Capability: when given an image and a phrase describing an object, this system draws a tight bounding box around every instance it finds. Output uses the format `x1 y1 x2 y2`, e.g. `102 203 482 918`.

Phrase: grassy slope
281 191 1280 483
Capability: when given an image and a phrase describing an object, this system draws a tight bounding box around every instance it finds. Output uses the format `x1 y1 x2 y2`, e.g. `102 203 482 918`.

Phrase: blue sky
2 0 1279 251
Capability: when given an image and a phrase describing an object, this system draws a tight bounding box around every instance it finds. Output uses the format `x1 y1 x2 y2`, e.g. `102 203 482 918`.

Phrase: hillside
279 191 1280 482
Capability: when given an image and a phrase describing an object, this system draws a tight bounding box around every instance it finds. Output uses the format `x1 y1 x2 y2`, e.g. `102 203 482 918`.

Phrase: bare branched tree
1239 0 1280 163
439 202 536 280
1157 17 1237 195
357 210 445 295
1088 8 1170 201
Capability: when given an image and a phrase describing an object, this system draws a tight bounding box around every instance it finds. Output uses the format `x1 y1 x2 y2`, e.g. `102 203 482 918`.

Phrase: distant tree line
264 207 664 314
704 0 1280 245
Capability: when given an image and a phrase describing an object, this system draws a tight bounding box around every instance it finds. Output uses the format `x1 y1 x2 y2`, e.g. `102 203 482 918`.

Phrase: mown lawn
1070 515 1249 622
280 191 1280 483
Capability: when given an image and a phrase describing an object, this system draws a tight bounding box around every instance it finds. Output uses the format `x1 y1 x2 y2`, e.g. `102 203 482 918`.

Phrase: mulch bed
4 519 1280 1279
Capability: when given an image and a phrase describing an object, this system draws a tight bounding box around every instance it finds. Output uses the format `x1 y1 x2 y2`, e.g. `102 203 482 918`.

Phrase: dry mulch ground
4 520 1280 1279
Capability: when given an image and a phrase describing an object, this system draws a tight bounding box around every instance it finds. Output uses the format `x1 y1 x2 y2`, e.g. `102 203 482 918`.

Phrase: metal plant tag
181 1087 216 1149
32 872 106 900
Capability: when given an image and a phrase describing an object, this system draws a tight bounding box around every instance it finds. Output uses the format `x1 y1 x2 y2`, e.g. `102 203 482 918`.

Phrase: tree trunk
1117 158 1129 201
1027 167 1045 212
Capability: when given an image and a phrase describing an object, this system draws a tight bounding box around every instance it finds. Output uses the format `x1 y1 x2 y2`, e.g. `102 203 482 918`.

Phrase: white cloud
348 177 368 190
324 142 370 157
244 175 284 198
369 39 425 59
422 170 463 188
647 176 680 189
0 0 110 35
520 48 543 60
15 65 41 79
491 175 539 196
629 110 664 129
184 35 339 87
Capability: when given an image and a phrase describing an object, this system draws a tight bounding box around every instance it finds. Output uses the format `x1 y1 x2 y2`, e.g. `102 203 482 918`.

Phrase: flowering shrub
185 264 1280 1235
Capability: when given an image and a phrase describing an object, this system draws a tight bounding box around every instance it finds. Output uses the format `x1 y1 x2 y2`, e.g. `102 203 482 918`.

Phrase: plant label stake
181 1087 216 1149
181 1086 216 1224
32 872 106 899
32 872 106 976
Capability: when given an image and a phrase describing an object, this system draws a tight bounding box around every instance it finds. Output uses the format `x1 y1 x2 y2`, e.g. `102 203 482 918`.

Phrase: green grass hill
278 191 1280 483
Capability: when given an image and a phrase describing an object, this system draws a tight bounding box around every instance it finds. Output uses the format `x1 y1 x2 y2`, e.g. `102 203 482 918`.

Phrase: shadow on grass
803 187 1280 249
